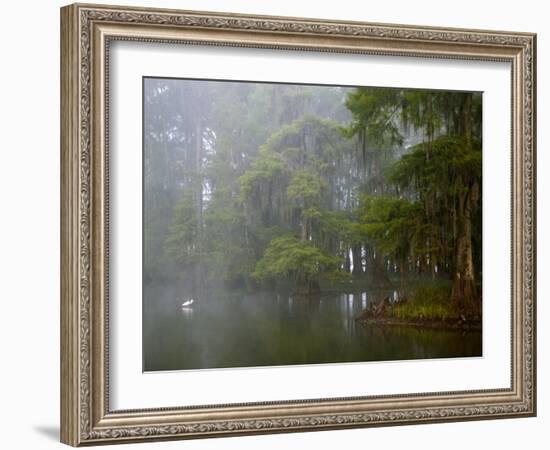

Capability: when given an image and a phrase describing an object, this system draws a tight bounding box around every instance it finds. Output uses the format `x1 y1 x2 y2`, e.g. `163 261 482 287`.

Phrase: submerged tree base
292 280 322 297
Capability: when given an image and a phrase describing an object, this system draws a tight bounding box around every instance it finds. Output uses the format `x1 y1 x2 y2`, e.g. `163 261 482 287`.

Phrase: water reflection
180 308 194 318
143 284 482 371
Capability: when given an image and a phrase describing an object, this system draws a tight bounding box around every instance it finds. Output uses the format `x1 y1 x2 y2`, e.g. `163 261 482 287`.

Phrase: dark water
143 283 482 371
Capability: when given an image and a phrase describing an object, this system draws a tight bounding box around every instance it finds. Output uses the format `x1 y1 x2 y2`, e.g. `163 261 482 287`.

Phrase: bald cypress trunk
352 245 362 275
450 93 479 313
365 245 391 287
450 182 479 313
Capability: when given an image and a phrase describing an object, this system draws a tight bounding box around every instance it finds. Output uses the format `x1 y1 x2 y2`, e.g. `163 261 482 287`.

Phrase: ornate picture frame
60 2 536 446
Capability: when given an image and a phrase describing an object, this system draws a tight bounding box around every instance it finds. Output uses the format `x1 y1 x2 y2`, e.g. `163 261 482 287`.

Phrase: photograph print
142 77 482 372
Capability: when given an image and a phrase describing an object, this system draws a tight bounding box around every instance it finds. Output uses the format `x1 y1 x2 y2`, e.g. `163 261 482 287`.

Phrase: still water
143 283 482 372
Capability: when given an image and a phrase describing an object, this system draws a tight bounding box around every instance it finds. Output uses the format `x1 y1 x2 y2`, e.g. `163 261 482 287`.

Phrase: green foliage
146 80 355 292
344 87 482 304
252 236 343 282
287 170 327 206
389 136 482 195
344 87 404 147
317 210 360 245
202 190 255 284
400 90 445 140
239 149 289 199
237 114 355 284
342 87 408 193
164 192 199 268
388 135 482 277
356 195 422 261
390 286 457 321
262 115 351 173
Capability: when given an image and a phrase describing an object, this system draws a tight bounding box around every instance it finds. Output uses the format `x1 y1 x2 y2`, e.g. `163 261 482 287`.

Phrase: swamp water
143 283 482 371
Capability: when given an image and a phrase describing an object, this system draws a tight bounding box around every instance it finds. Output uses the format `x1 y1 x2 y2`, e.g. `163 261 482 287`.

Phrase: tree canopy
145 78 482 305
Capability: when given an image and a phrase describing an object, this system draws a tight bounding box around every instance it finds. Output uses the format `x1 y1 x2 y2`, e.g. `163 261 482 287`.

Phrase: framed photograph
60 3 537 446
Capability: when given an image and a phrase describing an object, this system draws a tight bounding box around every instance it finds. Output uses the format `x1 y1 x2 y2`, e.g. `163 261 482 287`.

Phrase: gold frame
60 2 537 446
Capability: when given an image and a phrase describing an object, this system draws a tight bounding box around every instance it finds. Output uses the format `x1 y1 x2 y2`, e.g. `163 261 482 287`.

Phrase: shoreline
355 316 482 332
